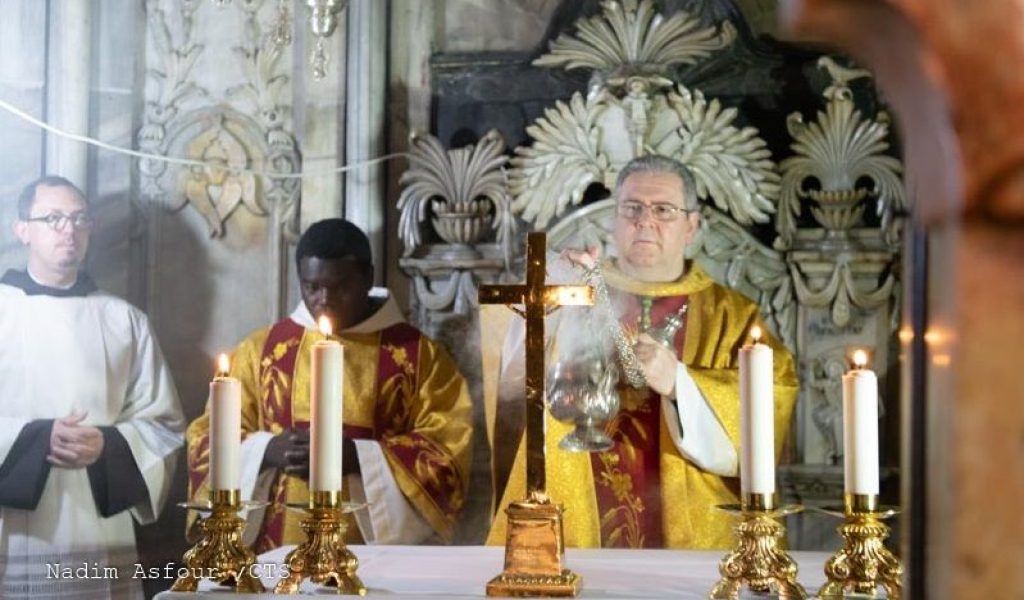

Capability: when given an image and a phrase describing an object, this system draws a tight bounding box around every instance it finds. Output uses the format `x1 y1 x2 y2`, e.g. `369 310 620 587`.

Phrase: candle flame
216 353 230 377
750 325 762 343
852 349 868 368
318 315 333 337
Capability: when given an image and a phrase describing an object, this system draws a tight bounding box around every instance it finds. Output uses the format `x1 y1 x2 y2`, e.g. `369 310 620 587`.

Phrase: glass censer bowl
545 355 620 452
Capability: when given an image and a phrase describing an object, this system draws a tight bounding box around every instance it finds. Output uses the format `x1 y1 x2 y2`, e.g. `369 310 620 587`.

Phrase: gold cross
479 232 594 496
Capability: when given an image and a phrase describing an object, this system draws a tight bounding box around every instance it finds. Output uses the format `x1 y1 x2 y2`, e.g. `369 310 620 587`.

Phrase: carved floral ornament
534 0 736 75
138 0 299 239
175 120 264 237
397 130 514 258
776 57 906 249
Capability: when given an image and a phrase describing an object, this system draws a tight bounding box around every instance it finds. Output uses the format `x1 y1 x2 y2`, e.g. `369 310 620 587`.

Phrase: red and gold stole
590 293 688 548
254 319 303 551
374 323 466 540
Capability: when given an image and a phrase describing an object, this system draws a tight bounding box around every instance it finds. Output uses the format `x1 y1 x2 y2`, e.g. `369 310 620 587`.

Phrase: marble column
344 0 388 283
45 0 93 189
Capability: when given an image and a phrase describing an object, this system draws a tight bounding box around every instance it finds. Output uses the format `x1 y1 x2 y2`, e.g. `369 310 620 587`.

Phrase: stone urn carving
398 129 513 258
431 197 492 247
807 188 869 232
776 57 905 248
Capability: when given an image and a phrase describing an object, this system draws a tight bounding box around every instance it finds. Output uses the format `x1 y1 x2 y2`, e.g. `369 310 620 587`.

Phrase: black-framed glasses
23 212 94 232
616 201 695 222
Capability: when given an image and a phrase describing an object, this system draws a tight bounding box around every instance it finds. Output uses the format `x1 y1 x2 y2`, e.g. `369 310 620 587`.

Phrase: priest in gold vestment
488 156 797 549
187 219 472 551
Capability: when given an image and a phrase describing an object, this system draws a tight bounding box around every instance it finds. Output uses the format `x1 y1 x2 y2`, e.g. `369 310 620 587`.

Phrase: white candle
843 350 880 495
209 354 241 491
310 316 344 492
739 326 775 495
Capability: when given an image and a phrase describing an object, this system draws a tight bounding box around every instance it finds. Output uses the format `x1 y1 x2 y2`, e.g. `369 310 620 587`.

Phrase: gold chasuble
188 308 472 552
488 262 797 549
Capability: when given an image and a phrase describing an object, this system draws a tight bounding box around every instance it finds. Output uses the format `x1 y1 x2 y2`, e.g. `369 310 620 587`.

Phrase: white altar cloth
155 544 831 599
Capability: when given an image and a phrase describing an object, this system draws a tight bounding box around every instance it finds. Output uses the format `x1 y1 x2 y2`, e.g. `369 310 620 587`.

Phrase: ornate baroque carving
175 119 263 237
508 84 780 229
397 130 513 261
789 257 895 329
534 0 736 75
138 1 208 201
512 1 775 231
139 0 299 238
776 57 905 249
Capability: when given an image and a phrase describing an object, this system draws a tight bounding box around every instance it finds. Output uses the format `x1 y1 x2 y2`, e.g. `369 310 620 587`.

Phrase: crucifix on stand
479 232 594 597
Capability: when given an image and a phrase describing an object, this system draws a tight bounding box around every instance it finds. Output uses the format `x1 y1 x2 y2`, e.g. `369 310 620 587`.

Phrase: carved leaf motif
777 90 905 248
397 130 511 256
510 83 779 229
534 0 735 72
653 85 780 225
509 92 609 228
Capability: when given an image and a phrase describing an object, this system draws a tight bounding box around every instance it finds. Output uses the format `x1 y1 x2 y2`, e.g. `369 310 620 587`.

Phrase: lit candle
843 350 879 495
739 325 775 495
310 316 344 492
209 353 241 491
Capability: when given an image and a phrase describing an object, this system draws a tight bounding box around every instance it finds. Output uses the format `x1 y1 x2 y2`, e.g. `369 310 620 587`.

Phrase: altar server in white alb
0 176 185 599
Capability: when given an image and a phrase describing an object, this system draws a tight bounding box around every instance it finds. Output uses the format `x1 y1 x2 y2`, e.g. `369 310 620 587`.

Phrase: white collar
27 266 77 290
289 287 405 334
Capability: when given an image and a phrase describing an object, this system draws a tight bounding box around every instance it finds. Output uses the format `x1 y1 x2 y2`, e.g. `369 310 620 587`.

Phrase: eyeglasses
23 212 94 232
616 201 695 222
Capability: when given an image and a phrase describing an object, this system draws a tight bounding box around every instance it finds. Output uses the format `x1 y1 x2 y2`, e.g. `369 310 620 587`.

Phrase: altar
155 545 831 599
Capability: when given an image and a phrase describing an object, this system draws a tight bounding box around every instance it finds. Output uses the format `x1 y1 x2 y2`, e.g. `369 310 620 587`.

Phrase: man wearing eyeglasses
489 155 797 549
0 176 185 598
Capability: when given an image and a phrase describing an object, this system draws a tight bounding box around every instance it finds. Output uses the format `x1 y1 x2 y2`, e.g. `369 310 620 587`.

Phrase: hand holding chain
580 262 647 389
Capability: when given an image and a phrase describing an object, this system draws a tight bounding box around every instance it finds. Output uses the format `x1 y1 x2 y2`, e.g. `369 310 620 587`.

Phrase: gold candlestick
817 494 903 599
480 233 593 598
274 491 367 595
171 489 265 593
709 493 808 600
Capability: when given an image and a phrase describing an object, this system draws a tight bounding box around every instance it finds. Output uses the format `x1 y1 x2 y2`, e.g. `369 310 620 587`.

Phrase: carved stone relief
138 0 299 242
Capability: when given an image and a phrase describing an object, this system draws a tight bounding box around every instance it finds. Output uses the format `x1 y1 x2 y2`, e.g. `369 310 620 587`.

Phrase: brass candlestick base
709 493 808 600
274 491 367 595
487 493 581 597
817 494 903 599
171 489 265 593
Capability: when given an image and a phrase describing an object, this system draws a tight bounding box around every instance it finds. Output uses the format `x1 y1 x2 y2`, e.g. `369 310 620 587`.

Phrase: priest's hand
634 333 677 397
561 246 600 270
48 411 105 468
263 429 310 480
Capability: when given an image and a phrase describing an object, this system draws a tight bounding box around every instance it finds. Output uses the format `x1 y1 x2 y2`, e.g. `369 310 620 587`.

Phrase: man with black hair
0 175 185 598
186 218 472 550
